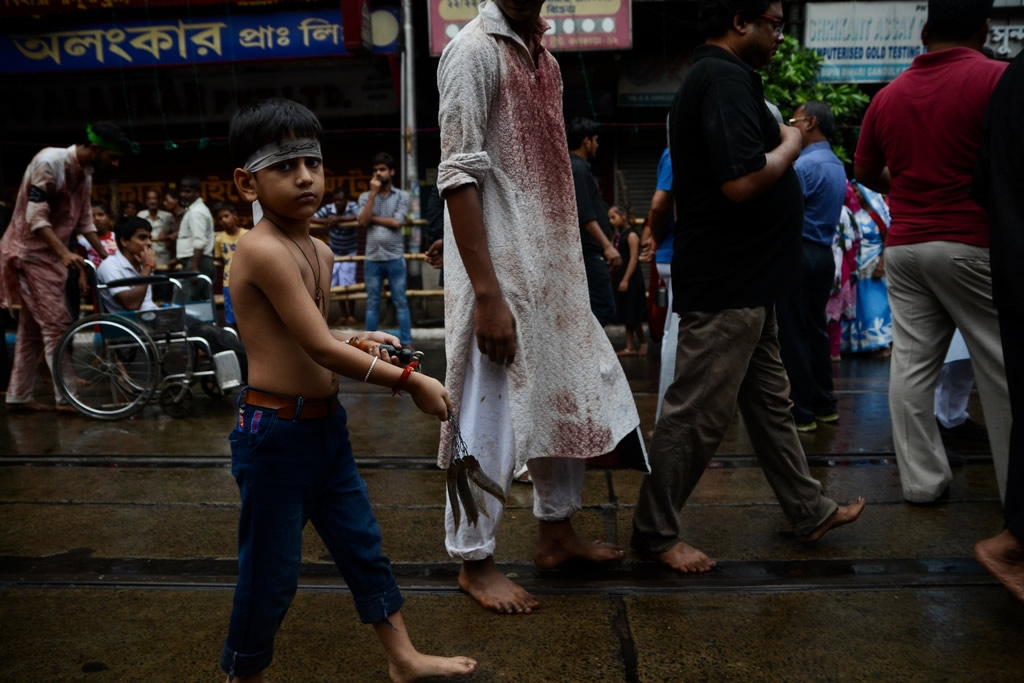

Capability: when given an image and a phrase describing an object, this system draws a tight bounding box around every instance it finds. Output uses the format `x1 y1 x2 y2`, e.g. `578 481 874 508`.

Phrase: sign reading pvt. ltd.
805 2 928 83
0 8 400 73
429 0 632 56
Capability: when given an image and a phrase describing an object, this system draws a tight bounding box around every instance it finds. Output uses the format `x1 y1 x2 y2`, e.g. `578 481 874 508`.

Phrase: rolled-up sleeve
25 158 59 233
437 32 499 195
190 212 214 252
75 176 96 235
393 191 410 225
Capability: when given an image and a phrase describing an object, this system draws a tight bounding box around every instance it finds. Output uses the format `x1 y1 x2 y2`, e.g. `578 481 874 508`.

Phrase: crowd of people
0 0 1021 680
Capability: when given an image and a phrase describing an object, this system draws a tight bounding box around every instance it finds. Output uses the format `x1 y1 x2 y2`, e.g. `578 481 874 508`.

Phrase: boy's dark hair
83 121 131 154
164 188 180 200
803 101 836 141
333 188 348 199
371 152 395 169
566 117 600 151
212 202 236 216
229 98 323 170
926 0 993 42
91 200 109 213
114 215 151 249
180 176 202 191
698 0 776 39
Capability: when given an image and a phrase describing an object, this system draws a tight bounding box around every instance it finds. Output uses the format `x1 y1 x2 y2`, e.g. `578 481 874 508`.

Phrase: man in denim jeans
358 152 413 346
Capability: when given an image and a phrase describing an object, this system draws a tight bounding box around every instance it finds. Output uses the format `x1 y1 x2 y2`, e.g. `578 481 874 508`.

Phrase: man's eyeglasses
759 14 785 36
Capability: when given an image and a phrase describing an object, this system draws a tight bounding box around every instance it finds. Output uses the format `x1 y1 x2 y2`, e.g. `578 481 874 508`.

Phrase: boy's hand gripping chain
446 413 506 531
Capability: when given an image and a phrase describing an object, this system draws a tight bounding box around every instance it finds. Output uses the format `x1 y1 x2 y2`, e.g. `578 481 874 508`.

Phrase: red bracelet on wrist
392 361 420 396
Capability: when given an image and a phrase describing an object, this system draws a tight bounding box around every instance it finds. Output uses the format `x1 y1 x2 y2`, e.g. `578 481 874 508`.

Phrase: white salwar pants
655 262 678 422
444 346 585 561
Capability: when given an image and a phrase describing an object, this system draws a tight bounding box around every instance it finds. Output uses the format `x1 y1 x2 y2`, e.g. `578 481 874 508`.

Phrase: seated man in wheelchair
97 216 247 382
96 216 158 313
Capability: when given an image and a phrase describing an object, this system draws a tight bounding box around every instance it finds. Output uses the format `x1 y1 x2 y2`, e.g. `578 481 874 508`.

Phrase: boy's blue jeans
364 258 413 345
220 398 403 679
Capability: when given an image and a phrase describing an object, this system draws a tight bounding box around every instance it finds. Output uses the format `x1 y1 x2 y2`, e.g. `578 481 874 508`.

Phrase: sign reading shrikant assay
805 2 928 83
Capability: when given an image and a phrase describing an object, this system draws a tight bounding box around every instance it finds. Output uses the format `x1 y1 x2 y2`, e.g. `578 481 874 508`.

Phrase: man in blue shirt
776 101 847 431
640 147 676 421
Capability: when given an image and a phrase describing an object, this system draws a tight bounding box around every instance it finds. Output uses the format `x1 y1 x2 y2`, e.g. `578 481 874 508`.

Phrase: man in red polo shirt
854 0 1009 505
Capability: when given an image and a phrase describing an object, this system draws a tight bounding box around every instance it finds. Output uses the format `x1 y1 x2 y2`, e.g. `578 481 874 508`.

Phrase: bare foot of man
533 519 625 569
975 529 1024 602
389 653 477 682
458 557 539 614
800 497 866 543
654 541 716 574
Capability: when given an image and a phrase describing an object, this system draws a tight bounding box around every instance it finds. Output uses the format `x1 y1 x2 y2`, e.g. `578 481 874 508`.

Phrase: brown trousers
632 306 837 553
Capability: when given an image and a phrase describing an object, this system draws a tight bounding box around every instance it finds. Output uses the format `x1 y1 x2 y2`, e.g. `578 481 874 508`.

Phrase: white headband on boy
243 137 322 173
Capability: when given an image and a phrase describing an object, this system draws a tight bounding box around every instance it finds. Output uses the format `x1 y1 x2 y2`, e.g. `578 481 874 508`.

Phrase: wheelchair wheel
52 314 160 420
160 381 195 418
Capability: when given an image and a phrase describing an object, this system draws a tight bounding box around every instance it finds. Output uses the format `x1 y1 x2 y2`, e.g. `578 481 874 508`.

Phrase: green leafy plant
763 35 870 163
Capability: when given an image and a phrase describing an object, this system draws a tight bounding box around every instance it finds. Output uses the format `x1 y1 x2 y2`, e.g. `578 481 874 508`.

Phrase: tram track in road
0 451 997 469
0 553 1001 595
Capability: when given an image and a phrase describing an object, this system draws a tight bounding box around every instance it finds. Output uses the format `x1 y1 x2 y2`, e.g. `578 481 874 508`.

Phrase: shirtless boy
221 97 476 682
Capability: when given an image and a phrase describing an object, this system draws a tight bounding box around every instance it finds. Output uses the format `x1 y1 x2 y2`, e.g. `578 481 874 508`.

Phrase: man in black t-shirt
631 0 865 573
568 117 620 326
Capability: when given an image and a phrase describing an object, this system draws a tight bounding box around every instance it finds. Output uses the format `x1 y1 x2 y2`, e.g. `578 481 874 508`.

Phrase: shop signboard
0 8 400 73
2 0 324 18
428 0 631 56
805 2 927 83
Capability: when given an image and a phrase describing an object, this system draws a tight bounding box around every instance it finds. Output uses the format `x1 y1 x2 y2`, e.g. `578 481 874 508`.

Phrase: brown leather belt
242 388 339 420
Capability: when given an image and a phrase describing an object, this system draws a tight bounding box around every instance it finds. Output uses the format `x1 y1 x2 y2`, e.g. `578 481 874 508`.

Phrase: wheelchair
52 265 243 420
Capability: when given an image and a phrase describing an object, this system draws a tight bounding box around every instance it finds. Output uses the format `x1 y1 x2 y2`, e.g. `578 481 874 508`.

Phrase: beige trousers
886 242 1010 502
632 306 838 553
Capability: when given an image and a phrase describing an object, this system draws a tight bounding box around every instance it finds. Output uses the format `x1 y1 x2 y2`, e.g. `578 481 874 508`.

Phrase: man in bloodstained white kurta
436 0 644 614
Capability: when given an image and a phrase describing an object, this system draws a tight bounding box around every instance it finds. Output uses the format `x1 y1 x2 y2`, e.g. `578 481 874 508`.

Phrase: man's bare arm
373 216 402 230
357 189 377 229
113 285 150 311
83 232 110 260
583 220 622 269
36 226 86 270
720 125 802 203
647 189 673 245
445 183 516 365
854 165 892 195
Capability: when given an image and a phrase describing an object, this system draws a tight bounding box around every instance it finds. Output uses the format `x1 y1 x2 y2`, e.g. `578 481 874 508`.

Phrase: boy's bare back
229 220 338 398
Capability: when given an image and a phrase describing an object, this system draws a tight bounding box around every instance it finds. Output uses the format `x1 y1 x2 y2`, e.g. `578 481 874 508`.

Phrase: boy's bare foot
533 519 625 569
800 497 866 543
458 557 539 614
654 541 716 573
226 674 266 683
974 530 1024 602
616 348 637 357
389 653 477 682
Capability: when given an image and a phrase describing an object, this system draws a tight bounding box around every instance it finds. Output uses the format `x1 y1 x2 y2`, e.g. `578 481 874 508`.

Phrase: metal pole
401 0 422 275
399 49 408 193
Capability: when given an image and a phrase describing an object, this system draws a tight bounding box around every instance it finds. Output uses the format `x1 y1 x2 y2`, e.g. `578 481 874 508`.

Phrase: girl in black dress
609 206 648 356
